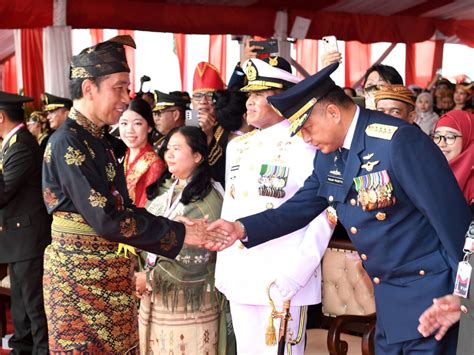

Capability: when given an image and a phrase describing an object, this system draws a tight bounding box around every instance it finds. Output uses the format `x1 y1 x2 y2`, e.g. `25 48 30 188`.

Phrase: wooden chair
306 238 376 355
0 263 11 337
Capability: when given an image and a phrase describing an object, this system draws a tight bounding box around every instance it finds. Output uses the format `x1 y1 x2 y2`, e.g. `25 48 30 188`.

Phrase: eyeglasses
431 133 462 145
192 92 214 101
153 108 177 116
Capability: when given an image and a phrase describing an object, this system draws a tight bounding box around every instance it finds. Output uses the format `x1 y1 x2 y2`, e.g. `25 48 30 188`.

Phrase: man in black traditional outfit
42 35 220 354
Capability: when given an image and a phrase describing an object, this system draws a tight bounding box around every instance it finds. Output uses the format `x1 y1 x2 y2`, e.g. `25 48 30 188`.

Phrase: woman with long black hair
135 126 223 355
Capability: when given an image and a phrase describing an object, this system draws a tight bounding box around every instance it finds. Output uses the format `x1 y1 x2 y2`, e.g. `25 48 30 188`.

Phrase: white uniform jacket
215 120 334 306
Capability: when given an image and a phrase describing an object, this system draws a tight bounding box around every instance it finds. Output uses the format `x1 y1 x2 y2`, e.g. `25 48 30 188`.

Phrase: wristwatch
237 220 248 241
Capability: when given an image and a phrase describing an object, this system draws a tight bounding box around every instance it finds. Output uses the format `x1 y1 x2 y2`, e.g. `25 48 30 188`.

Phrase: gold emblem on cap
365 124 398 140
268 56 278 67
245 61 257 81
71 66 92 79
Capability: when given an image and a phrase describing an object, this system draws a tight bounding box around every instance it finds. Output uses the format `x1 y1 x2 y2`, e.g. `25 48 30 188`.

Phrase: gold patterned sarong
44 212 138 354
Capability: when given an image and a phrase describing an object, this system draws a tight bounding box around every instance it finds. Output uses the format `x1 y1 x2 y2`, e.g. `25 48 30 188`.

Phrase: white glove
274 277 302 301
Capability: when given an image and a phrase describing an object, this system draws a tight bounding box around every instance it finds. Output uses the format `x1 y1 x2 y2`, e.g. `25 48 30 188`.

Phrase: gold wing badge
361 160 380 172
361 152 379 172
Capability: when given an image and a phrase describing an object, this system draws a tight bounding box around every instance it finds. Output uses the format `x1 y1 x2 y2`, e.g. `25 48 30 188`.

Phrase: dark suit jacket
0 127 51 263
241 107 471 344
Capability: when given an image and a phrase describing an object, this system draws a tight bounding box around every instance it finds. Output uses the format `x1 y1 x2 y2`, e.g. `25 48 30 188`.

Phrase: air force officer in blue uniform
208 63 471 354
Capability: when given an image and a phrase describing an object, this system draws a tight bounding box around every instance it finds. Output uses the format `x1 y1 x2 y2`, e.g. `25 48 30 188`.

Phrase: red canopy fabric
439 19 474 48
174 34 187 92
295 39 318 78
90 29 104 45
405 40 444 87
1 0 474 48
1 55 18 94
0 0 52 28
209 35 227 83
289 11 439 44
20 29 44 109
344 41 371 88
67 1 275 38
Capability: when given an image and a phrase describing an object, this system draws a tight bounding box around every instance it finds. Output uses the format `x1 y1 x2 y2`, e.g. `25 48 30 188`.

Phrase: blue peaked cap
267 62 340 136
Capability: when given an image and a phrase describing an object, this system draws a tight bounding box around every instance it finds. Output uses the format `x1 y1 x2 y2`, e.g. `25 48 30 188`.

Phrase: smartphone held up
249 39 279 55
322 36 339 53
185 109 200 127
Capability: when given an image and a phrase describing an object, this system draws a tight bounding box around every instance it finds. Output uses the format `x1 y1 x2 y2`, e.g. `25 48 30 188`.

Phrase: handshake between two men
178 216 303 301
178 216 246 251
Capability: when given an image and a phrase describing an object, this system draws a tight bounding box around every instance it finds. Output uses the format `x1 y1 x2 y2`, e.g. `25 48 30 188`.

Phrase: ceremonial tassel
266 281 277 346
117 243 137 258
265 312 277 346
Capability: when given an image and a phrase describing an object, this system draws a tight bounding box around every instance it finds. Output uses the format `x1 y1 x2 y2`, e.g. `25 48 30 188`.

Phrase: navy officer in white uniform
215 57 333 355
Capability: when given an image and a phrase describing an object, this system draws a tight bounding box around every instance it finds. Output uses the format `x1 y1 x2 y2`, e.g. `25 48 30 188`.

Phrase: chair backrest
322 240 375 318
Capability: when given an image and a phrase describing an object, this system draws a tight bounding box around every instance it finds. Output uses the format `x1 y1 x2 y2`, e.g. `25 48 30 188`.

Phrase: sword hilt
266 281 293 351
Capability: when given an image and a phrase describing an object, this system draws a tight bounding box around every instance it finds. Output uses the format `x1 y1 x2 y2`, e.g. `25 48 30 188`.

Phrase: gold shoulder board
235 129 258 143
365 123 398 140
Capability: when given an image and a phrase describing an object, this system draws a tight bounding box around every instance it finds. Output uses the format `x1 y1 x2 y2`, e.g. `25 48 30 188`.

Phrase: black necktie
334 148 348 175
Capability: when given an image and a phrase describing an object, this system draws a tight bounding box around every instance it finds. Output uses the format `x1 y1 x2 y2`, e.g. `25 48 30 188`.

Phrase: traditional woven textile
44 212 138 354
138 292 219 355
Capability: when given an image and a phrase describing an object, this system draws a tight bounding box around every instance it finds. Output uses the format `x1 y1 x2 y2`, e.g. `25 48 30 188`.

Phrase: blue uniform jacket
241 107 471 344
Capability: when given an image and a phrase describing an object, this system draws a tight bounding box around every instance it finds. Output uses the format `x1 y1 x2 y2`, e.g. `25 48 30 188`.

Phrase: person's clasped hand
177 215 230 247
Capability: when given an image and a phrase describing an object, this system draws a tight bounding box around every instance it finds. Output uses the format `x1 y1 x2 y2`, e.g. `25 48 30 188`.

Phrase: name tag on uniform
454 261 472 298
327 176 343 185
